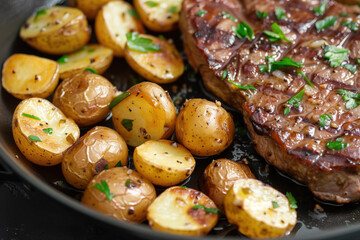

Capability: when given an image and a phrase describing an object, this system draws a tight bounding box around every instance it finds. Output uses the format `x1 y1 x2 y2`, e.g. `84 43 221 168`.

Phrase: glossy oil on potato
58 44 113 79
95 1 145 57
2 54 59 100
200 159 255 212
62 126 128 189
12 98 80 166
82 167 156 223
176 99 235 156
20 6 91 55
133 140 195 187
53 71 117 127
112 82 176 147
224 179 297 238
147 186 219 236
125 34 184 84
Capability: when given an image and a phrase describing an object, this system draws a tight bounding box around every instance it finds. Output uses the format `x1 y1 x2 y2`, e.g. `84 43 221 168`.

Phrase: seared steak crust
181 0 360 203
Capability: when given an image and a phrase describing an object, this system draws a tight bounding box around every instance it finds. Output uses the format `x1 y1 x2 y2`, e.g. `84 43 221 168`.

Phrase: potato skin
53 71 117 127
82 167 156 223
62 126 128 189
176 99 235 156
20 6 91 55
69 0 121 20
200 159 255 212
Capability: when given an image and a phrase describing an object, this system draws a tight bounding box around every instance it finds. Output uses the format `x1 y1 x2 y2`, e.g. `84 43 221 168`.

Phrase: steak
180 0 360 203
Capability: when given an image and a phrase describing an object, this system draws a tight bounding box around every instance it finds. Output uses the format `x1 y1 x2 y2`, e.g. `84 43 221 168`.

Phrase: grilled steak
180 0 360 203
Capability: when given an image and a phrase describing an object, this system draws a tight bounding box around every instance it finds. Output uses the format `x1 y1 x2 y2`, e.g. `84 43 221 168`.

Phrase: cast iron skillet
1 0 360 239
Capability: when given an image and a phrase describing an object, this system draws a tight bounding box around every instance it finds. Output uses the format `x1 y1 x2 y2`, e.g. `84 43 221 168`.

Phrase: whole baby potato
200 159 255 211
53 71 117 127
62 126 128 189
176 99 235 156
82 167 156 223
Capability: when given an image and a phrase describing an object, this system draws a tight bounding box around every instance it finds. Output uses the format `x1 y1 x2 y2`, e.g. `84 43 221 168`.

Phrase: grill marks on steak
181 0 360 202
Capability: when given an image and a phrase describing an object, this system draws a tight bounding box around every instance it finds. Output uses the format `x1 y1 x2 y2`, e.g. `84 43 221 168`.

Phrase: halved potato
134 0 183 32
20 6 91 55
112 82 176 147
95 1 145 57
224 179 297 238
2 54 59 100
124 33 184 84
58 44 113 79
69 0 121 20
133 140 195 187
147 186 219 236
12 98 80 166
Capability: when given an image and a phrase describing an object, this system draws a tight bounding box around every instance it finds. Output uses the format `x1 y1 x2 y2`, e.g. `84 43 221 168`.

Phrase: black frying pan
1 0 360 239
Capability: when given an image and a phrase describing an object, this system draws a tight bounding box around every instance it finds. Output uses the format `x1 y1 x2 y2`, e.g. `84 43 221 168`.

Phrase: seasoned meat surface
181 0 360 203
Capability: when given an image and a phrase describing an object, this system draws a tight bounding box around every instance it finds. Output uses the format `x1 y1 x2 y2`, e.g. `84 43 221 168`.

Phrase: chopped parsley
341 20 359 31
121 119 134 131
297 71 314 88
315 16 338 31
340 13 350 17
145 1 158 7
34 9 46 22
84 68 98 74
128 9 140 19
93 180 115 202
229 79 256 90
42 128 53 135
109 92 130 109
232 21 254 40
323 45 349 68
222 70 228 80
104 164 109 170
272 201 280 208
180 186 188 189
192 205 219 214
29 135 41 142
343 64 357 73
336 89 360 109
87 48 95 53
126 32 161 53
259 56 303 73
319 114 332 127
327 138 348 150
275 7 287 20
313 2 327 15
168 6 177 13
286 192 298 209
22 113 41 121
196 10 207 17
263 22 291 43
115 161 122 167
256 11 268 20
222 11 237 22
125 180 133 187
284 88 305 116
57 55 69 64
356 59 360 65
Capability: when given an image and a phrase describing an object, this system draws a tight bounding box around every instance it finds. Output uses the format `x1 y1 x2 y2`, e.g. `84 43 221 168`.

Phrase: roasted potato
12 98 80 166
2 54 59 100
62 126 128 189
58 44 113 79
69 0 121 20
133 140 195 187
82 167 156 223
134 0 183 32
53 71 117 127
95 1 145 57
147 186 219 236
20 6 91 55
124 33 184 84
336 0 360 4
224 179 297 238
112 82 176 147
176 99 235 156
200 159 255 212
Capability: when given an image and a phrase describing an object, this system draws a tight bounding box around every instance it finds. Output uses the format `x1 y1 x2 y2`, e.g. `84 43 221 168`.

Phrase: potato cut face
20 6 86 38
15 98 80 155
147 186 219 235
2 54 59 99
58 44 113 79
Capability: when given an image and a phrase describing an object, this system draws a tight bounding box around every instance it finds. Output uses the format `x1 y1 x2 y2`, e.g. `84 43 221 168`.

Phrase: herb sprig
232 21 254 40
275 7 287 20
323 45 349 68
319 114 332 127
286 192 298 209
284 88 305 116
327 138 348 150
263 22 291 43
192 205 220 214
121 119 134 131
336 89 360 109
315 16 338 31
259 56 303 73
126 32 161 53
229 79 256 90
93 180 115 202
109 92 130 109
313 2 327 15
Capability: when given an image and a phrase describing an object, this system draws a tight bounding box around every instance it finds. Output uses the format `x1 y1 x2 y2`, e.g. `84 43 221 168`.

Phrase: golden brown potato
53 71 117 127
58 44 113 79
124 33 184 84
134 0 183 32
112 82 176 147
224 179 297 238
2 54 59 100
95 1 145 57
20 6 91 55
133 140 195 187
200 159 255 212
176 99 235 156
62 126 128 189
82 167 156 223
147 186 219 236
69 0 121 20
12 98 80 166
